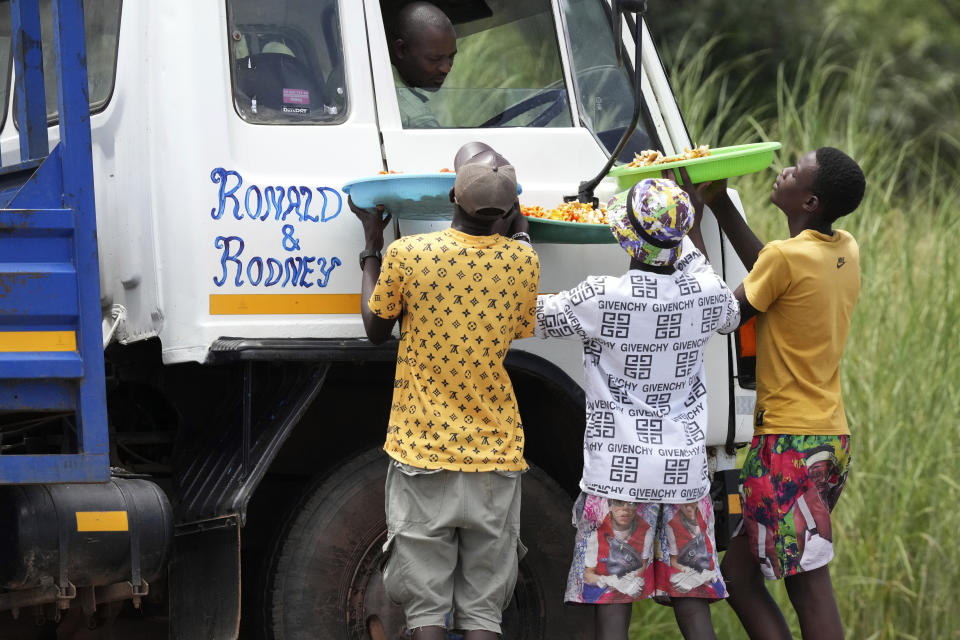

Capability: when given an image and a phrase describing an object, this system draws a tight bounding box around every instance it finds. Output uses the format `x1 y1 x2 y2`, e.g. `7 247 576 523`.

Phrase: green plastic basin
608 141 782 190
526 217 616 244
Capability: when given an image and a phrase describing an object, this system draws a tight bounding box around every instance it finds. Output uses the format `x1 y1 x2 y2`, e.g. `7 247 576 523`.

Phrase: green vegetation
627 37 960 639
645 2 960 169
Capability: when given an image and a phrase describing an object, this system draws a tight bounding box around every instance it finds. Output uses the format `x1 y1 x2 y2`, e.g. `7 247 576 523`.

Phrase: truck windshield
387 0 572 129
385 0 656 156
558 0 655 159
226 0 347 124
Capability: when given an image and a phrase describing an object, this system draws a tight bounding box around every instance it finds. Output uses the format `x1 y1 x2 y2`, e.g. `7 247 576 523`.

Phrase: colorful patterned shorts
736 434 851 579
564 493 726 604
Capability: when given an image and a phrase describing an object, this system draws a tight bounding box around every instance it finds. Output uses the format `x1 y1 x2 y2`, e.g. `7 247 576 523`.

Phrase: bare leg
672 598 716 640
785 565 843 640
366 616 387 640
595 602 632 640
720 536 791 640
412 626 448 640
463 631 499 640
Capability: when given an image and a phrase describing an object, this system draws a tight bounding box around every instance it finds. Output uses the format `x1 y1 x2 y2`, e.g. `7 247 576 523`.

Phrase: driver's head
390 2 457 91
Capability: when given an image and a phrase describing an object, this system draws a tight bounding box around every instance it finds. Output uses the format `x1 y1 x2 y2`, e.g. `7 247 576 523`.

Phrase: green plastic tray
526 217 616 244
608 141 782 190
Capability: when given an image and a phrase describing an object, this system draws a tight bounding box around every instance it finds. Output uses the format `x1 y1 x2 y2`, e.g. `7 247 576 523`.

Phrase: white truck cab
0 1 755 638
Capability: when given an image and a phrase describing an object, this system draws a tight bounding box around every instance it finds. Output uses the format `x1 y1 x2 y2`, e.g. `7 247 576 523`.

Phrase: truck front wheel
265 448 591 639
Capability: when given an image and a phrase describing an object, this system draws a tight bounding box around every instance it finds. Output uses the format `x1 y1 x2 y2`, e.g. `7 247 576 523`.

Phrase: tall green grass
628 40 960 639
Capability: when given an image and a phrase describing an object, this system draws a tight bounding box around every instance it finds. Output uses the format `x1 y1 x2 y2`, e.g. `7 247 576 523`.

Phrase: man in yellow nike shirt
699 147 865 640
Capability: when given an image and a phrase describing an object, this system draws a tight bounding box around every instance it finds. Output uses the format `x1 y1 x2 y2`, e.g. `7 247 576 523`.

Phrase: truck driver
388 1 458 128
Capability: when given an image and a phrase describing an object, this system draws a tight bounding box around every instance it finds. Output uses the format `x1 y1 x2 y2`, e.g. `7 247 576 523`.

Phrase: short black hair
395 2 454 44
813 147 866 222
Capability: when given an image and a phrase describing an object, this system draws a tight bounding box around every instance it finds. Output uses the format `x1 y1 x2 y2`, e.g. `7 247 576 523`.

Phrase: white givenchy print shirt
535 248 739 502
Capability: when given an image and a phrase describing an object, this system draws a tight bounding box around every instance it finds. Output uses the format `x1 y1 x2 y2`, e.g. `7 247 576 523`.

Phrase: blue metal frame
11 0 49 162
0 0 109 483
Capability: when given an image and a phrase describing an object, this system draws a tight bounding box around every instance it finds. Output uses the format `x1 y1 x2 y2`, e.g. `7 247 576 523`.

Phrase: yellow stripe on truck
76 511 129 532
209 292 558 316
728 493 742 515
209 294 361 315
0 331 77 352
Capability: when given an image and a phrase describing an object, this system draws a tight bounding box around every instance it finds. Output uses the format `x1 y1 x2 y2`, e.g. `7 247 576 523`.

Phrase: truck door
99 0 385 360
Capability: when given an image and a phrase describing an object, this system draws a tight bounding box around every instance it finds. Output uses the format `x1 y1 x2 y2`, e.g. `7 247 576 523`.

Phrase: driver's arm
396 80 441 129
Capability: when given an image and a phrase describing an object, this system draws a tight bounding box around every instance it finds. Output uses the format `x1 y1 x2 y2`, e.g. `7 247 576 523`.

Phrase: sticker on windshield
283 88 309 104
282 88 310 114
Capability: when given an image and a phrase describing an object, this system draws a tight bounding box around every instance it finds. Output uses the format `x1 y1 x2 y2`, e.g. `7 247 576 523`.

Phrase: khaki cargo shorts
381 461 526 634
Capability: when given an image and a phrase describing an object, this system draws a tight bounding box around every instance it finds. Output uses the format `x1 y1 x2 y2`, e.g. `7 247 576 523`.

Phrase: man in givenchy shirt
534 172 739 639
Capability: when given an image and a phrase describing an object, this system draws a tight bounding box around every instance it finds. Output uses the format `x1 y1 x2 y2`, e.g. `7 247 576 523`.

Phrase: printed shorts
736 434 851 579
564 492 726 604
381 462 525 634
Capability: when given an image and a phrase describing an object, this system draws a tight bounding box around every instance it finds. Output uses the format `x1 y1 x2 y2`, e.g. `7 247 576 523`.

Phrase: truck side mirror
569 0 648 206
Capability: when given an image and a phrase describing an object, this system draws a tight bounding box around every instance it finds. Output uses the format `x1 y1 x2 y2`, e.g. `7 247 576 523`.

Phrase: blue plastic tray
343 173 521 221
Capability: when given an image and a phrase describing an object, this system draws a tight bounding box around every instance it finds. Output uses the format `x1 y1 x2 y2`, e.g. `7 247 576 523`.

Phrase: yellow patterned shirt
368 228 540 471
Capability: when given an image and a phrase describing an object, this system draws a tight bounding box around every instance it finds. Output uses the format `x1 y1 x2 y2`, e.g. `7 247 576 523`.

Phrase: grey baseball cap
454 162 518 215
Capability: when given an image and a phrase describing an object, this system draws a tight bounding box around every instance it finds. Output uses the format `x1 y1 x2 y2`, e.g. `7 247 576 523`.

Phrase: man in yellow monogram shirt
349 142 538 640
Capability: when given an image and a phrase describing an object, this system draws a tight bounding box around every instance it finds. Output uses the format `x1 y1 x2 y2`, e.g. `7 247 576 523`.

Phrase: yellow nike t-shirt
368 228 540 471
743 229 860 435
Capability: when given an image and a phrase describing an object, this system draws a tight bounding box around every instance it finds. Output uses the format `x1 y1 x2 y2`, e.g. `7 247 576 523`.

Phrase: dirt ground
0 609 168 640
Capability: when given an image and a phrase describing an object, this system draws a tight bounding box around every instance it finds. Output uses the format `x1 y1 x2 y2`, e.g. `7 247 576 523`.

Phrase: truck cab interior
228 0 347 123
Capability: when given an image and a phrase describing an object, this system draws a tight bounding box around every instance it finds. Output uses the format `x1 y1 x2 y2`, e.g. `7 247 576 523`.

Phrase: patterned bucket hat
608 178 694 266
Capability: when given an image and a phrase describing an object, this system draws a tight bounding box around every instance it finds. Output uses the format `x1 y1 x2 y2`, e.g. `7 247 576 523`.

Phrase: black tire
266 449 592 639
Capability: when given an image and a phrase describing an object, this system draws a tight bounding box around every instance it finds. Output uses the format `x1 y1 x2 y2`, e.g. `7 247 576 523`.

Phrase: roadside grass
629 42 960 639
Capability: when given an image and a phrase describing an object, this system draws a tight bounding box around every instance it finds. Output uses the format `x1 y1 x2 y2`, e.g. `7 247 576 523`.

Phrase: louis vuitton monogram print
369 228 540 472
535 250 739 502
